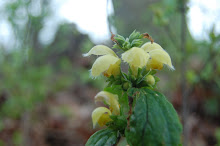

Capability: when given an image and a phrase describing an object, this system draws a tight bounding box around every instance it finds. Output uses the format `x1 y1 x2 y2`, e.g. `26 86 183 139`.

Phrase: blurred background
0 0 219 145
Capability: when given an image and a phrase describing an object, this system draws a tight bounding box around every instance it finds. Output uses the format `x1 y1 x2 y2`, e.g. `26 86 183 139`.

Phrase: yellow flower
121 42 174 71
92 107 112 128
92 91 120 128
141 42 174 70
121 47 150 68
83 45 121 77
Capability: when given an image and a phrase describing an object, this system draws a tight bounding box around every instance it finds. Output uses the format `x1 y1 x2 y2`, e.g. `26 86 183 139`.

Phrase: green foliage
106 68 160 92
87 87 182 145
113 30 143 51
216 128 220 146
86 128 118 146
0 51 75 119
125 88 182 146
108 115 127 134
186 70 199 85
12 131 22 146
204 98 219 116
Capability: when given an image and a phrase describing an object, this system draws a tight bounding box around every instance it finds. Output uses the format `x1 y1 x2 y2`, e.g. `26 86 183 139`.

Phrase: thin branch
180 0 188 146
143 33 154 44
110 32 119 45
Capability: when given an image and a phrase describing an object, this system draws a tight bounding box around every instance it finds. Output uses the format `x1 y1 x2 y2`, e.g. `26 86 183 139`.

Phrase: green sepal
150 70 157 75
121 72 129 82
154 75 160 82
85 128 118 146
125 88 182 146
136 70 151 85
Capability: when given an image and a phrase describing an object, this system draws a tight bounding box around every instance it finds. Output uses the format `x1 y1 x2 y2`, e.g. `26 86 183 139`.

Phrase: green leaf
129 30 142 42
112 44 122 50
86 128 118 146
114 35 126 46
125 88 182 146
127 88 140 97
131 39 143 47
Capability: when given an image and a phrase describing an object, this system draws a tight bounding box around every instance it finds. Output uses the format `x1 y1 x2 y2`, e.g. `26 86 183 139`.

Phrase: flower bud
145 75 155 86
122 82 131 90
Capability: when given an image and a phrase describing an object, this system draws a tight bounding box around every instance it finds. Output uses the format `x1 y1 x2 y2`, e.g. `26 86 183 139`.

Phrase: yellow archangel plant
84 31 182 146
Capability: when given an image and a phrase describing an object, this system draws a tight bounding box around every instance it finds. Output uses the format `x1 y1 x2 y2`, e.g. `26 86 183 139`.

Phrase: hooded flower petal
92 107 112 128
121 47 150 68
103 59 121 77
141 42 163 53
146 58 164 70
91 55 120 77
95 91 120 115
148 49 175 70
83 45 117 57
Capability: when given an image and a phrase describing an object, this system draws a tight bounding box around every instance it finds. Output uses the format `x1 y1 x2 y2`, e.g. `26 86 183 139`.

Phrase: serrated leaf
125 88 182 146
86 128 118 146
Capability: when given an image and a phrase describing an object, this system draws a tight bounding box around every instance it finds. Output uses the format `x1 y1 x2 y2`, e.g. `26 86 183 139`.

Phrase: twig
127 96 133 129
143 33 154 44
180 0 188 145
111 32 119 45
21 111 31 146
127 91 140 129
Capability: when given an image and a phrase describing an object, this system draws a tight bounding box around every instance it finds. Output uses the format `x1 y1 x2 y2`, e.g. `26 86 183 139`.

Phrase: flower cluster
83 42 174 79
83 31 174 128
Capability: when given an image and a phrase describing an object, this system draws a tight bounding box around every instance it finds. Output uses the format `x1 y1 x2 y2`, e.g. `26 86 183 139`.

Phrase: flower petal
130 65 138 77
146 58 164 70
92 107 112 128
91 55 120 77
83 45 117 57
104 59 121 77
95 91 120 115
121 47 150 68
149 49 175 70
141 42 163 53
